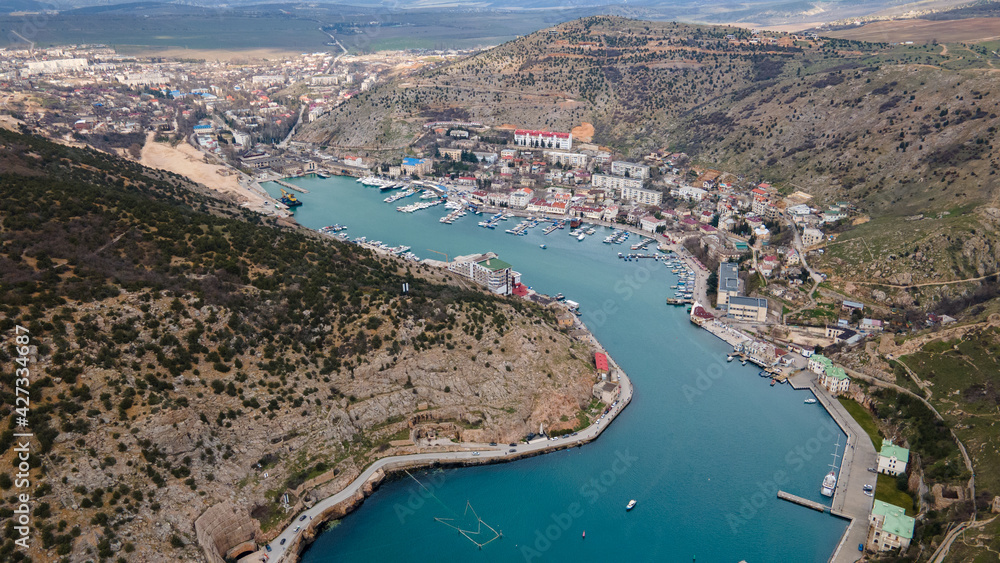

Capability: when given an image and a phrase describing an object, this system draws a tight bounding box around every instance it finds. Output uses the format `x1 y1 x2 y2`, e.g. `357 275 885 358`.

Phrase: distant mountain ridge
35 0 975 25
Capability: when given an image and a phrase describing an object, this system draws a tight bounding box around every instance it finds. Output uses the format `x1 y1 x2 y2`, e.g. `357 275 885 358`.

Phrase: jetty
777 490 828 513
274 179 309 194
785 370 878 563
261 336 633 563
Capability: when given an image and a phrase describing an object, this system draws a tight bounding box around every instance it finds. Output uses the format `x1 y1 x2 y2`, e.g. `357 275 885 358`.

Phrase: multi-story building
808 354 833 375
514 129 572 150
819 366 850 395
802 227 824 246
508 187 533 209
867 500 915 553
717 262 741 308
610 161 651 180
447 253 517 295
617 185 662 206
439 147 463 161
670 185 708 201
544 150 589 167
591 173 644 192
639 215 666 233
727 296 768 323
877 441 909 476
401 157 432 176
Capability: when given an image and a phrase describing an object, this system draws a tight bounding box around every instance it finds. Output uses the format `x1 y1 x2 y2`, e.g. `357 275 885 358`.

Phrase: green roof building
808 354 833 375
867 500 915 552
819 364 850 395
877 440 910 476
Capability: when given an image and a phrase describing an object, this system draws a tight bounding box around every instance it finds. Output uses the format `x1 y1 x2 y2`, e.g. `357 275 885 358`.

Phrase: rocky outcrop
195 502 260 563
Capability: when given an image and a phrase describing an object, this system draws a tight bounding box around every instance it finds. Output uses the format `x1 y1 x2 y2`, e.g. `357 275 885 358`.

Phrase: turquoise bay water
264 177 848 562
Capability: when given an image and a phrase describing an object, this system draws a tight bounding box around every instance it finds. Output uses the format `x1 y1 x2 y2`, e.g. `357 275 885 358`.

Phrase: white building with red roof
514 129 573 150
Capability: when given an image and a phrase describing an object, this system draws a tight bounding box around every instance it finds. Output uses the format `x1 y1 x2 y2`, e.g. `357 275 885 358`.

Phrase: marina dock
275 179 309 193
786 370 877 563
777 490 828 513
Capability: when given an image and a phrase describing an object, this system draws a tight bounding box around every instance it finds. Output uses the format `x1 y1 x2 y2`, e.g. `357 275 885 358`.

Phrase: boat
555 293 565 301
577 232 586 241
821 471 837 497
727 355 734 362
821 438 842 497
770 379 776 386
539 244 547 249
804 398 818 404
582 531 585 539
626 500 636 511
279 189 302 207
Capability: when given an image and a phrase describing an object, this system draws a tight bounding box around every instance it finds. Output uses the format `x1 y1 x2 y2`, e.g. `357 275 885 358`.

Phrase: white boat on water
804 398 817 404
626 500 637 511
821 438 841 497
577 232 586 241
821 471 837 497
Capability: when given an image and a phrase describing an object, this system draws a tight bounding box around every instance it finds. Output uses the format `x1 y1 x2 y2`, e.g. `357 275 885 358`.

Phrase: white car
472 451 480 456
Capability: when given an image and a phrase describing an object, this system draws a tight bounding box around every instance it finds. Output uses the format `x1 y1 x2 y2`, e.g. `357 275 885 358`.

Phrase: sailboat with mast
820 436 841 497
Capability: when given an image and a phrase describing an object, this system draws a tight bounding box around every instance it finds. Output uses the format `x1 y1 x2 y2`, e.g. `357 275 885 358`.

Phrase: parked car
489 442 497 446
472 451 480 456
280 539 286 546
509 448 516 453
299 515 308 521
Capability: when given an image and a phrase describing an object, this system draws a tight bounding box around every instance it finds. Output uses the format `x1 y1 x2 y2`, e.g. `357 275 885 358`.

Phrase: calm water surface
263 177 848 562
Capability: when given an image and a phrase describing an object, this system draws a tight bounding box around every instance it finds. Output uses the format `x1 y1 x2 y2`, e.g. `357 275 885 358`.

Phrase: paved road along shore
263 355 634 563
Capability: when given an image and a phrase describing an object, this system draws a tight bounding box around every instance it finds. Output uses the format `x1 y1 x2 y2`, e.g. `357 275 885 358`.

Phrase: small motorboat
539 244 547 249
770 379 776 386
582 531 586 539
805 398 817 404
626 499 637 511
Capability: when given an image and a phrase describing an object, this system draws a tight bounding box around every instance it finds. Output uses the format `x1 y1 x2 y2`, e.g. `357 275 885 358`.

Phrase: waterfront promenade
787 370 876 563
263 354 634 563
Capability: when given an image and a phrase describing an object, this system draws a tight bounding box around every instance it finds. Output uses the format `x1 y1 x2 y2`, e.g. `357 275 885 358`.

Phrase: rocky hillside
304 17 998 211
0 128 598 562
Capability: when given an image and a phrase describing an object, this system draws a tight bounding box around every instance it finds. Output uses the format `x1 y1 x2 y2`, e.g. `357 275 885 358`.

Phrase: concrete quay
698 318 751 349
787 370 877 563
778 490 829 512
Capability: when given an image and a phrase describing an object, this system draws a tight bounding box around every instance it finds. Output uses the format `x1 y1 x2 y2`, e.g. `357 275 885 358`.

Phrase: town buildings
717 262 741 308
610 160 650 179
401 157 433 176
513 129 572 150
866 500 915 553
877 441 910 476
592 173 644 192
726 296 768 323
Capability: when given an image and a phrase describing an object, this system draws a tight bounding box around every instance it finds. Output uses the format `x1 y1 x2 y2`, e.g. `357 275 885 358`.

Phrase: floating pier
777 490 828 513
